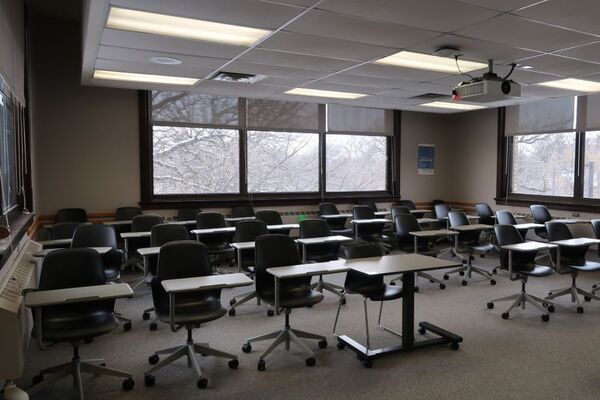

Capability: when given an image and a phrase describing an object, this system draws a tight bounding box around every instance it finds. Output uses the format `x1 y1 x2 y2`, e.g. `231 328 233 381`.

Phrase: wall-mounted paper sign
417 144 435 175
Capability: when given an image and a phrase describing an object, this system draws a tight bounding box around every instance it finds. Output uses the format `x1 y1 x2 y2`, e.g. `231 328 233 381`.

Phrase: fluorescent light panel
106 7 271 46
420 101 485 111
93 70 198 85
285 88 367 99
375 51 487 73
536 78 600 92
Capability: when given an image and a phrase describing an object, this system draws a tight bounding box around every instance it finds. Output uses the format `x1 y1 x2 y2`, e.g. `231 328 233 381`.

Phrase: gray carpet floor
19 248 600 400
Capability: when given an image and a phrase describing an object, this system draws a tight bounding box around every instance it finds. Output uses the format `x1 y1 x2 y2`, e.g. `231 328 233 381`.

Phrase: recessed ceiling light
149 56 182 65
93 70 198 85
420 101 486 111
536 78 600 92
519 65 533 70
106 7 271 46
375 51 487 73
285 88 368 99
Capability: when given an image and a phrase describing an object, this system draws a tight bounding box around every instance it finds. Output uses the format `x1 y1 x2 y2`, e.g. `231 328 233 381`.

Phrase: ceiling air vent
410 93 450 100
210 71 265 84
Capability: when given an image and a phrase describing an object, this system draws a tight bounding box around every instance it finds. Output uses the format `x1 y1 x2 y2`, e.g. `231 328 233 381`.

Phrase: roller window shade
327 104 393 136
505 97 575 136
0 0 25 104
578 94 600 132
247 99 319 132
151 91 239 127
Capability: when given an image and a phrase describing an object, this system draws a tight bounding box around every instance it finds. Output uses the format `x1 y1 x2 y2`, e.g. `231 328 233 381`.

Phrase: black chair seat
520 265 554 278
155 290 228 325
571 260 600 273
39 311 119 342
348 283 403 302
104 268 120 282
331 227 353 235
471 243 494 252
261 288 324 309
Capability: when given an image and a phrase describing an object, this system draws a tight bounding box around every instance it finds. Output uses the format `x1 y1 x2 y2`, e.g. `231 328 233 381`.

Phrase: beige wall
29 16 140 215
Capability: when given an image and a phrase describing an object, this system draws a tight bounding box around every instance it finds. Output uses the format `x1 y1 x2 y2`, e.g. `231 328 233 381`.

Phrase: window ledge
495 197 600 213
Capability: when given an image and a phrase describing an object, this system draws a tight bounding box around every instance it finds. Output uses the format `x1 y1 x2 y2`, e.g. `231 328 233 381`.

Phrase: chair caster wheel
501 312 509 320
229 298 237 306
439 283 446 290
149 322 157 331
548 305 555 313
197 377 208 389
414 286 420 293
450 343 460 351
541 314 550 322
461 280 467 286
390 281 396 286
443 275 449 280
142 312 150 320
144 374 155 387
577 306 584 314
341 297 347 305
267 309 275 317
487 302 494 309
228 308 236 316
258 360 266 371
584 296 591 302
429 279 435 283
459 271 465 276
122 378 135 391
418 327 426 335
305 357 316 367
148 354 159 365
242 343 252 353
228 359 239 369
337 342 345 350
32 374 44 385
362 359 373 368
490 279 496 286
492 269 497 275
123 322 132 331
318 340 327 349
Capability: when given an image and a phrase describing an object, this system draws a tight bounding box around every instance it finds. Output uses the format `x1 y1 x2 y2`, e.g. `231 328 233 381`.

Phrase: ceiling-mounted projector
452 60 521 103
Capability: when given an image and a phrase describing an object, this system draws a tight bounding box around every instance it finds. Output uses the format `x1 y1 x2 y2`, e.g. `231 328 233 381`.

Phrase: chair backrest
391 206 411 221
364 202 378 212
299 220 339 262
319 202 339 215
49 222 86 240
54 208 87 223
176 208 201 221
530 205 552 224
546 221 572 241
496 210 518 225
432 199 446 206
196 212 227 228
235 220 269 242
342 243 384 292
448 211 469 227
434 203 451 220
591 219 600 238
72 224 117 248
231 206 255 218
353 205 376 220
132 214 164 232
299 219 331 238
494 224 536 271
115 207 142 221
394 213 421 240
546 221 587 267
398 200 416 210
151 223 190 247
475 203 495 225
255 209 283 226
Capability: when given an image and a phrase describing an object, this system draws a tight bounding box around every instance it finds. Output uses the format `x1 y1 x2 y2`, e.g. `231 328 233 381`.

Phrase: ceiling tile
258 31 397 61
454 0 543 12
388 82 451 96
345 63 451 82
554 41 600 64
521 84 588 97
302 81 382 95
97 45 228 70
95 58 215 78
258 0 321 7
237 49 359 71
322 73 415 89
515 0 600 36
109 0 301 30
225 60 326 79
455 14 598 52
316 0 499 32
193 80 288 97
254 76 310 87
283 10 442 48
515 54 600 76
375 88 439 99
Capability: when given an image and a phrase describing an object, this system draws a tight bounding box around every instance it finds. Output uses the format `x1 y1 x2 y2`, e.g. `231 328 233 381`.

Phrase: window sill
495 196 600 213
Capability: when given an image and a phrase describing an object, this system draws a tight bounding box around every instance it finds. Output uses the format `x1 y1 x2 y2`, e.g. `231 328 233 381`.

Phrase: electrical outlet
573 212 580 217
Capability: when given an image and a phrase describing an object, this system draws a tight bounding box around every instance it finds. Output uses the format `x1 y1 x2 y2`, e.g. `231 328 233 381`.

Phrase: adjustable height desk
296 235 353 263
351 219 392 240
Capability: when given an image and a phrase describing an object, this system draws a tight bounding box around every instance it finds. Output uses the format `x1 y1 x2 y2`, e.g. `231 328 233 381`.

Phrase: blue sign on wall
418 144 435 175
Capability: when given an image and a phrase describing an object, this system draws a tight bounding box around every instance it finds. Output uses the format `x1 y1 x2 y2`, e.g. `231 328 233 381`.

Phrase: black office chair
143 224 191 331
115 207 142 221
256 209 290 235
530 205 552 240
443 212 495 286
144 241 238 390
398 199 425 218
434 203 452 226
475 203 495 226
352 205 391 252
54 208 88 223
496 210 528 238
71 224 131 331
229 206 255 226
228 220 269 316
126 214 164 272
333 243 403 367
196 212 235 269
364 201 378 212
242 235 327 370
391 206 411 221
486 225 555 321
392 214 446 290
28 249 134 399
176 208 201 221
48 221 87 241
544 222 600 313
319 202 353 236
590 219 600 294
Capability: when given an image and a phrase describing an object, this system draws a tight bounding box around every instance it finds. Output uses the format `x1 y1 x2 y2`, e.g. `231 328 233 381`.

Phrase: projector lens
501 81 511 94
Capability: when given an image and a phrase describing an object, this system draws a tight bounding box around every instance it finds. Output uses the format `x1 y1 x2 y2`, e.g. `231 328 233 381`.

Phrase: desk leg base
336 321 462 364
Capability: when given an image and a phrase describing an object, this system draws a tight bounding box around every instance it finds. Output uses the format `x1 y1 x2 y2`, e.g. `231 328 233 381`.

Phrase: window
247 131 319 193
583 131 600 199
0 91 17 213
326 135 387 192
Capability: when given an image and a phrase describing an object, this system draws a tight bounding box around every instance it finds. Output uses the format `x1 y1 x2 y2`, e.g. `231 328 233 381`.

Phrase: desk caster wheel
547 305 555 313
439 283 446 290
148 354 159 365
418 327 426 335
337 342 345 350
228 359 239 369
362 359 373 368
32 374 44 385
305 357 316 367
228 308 236 316
149 322 157 331
123 322 132 332
541 314 550 322
341 298 347 305
144 375 155 387
229 299 237 306
459 271 465 275
492 269 498 275
461 280 467 286
414 286 420 293
122 378 135 391
577 306 584 314
487 302 494 309
142 312 150 320
584 296 591 302
490 279 496 286
450 343 460 351
318 340 327 349
501 312 509 320
267 309 275 317
258 360 266 371
443 275 449 280
242 343 252 353
197 378 208 389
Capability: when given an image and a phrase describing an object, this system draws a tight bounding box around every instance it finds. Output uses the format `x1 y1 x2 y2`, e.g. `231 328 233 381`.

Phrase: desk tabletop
25 283 133 307
553 218 591 224
231 241 255 250
552 238 600 247
120 231 151 239
267 259 347 279
192 226 235 235
296 235 353 245
417 218 438 224
102 220 133 226
268 223 299 230
410 229 458 238
351 218 392 224
37 238 73 247
161 273 253 293
33 247 112 258
513 223 545 230
225 216 256 222
374 211 390 216
170 219 196 225
411 209 431 214
440 215 479 220
137 246 160 256
345 253 461 276
451 224 493 232
321 213 352 219
502 241 557 252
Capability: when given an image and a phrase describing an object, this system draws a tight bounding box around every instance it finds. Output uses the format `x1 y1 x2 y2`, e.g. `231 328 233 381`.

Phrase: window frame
139 91 398 207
